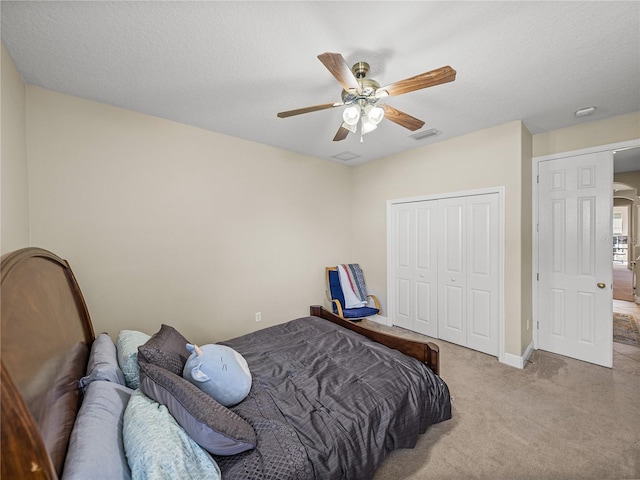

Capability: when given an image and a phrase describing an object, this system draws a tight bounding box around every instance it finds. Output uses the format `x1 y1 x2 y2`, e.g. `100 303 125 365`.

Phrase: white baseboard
501 340 535 369
367 315 391 326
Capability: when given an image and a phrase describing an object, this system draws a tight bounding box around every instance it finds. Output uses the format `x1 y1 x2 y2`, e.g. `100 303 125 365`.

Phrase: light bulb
342 106 360 126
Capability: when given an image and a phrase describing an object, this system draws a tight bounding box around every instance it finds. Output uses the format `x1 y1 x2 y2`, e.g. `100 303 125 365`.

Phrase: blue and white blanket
337 264 368 308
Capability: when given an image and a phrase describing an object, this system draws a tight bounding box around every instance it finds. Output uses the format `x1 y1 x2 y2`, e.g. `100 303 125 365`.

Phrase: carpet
613 312 640 347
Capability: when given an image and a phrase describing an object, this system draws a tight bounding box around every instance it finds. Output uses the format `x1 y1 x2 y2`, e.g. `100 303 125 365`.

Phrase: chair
325 266 381 319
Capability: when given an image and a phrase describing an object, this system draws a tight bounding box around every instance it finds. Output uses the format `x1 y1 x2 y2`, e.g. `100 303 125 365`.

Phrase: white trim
502 340 535 369
534 139 640 163
367 315 391 327
387 186 504 205
532 138 640 355
386 186 506 364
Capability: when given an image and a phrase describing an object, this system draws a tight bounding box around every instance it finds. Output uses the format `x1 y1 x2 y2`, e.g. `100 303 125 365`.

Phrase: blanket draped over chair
337 264 369 308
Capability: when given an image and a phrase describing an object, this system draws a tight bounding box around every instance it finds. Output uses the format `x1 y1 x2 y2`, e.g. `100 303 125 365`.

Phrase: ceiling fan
277 52 456 142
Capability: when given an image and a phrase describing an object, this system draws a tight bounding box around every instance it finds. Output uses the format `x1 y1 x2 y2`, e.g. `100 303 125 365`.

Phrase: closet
389 191 501 356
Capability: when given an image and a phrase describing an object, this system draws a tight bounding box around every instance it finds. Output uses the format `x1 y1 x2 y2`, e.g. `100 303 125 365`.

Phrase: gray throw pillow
138 360 256 455
137 324 190 375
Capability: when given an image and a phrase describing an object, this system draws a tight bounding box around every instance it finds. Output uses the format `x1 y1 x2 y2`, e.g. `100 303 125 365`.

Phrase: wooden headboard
1 248 95 479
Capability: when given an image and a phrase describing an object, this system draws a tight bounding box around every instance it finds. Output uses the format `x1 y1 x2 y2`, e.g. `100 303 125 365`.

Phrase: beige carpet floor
364 322 640 480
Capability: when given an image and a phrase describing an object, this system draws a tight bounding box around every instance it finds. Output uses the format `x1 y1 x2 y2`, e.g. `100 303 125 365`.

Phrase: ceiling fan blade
333 125 350 142
377 66 456 98
277 102 342 118
382 104 425 131
317 52 361 94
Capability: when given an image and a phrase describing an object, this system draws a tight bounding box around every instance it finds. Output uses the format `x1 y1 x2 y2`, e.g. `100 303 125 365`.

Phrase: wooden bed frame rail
310 305 440 376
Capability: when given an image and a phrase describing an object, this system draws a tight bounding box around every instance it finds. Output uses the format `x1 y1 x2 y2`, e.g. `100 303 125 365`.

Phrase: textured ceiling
2 1 639 166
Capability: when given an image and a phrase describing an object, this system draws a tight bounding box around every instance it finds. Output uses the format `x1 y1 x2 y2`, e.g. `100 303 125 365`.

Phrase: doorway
612 147 639 303
612 146 640 364
534 140 640 368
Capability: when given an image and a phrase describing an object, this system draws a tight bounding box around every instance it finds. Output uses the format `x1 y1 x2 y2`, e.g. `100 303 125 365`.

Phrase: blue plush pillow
183 343 252 407
79 333 126 392
116 330 151 389
62 381 133 480
123 389 222 480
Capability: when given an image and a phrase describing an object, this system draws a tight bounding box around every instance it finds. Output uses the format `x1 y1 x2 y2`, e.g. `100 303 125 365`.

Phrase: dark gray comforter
214 316 452 480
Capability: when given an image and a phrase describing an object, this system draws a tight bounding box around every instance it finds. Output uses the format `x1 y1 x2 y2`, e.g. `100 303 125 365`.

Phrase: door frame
532 139 640 351
386 186 506 363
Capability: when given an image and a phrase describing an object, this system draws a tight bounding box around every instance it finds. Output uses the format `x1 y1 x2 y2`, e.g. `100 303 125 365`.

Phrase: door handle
597 282 606 289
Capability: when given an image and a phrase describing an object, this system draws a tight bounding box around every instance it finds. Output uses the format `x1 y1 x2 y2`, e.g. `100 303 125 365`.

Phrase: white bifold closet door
390 193 499 356
437 194 499 356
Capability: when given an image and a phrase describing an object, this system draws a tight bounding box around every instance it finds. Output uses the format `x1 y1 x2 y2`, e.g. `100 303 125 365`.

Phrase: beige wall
533 112 640 157
615 171 640 191
7 54 639 359
25 86 352 342
1 43 30 254
351 120 528 357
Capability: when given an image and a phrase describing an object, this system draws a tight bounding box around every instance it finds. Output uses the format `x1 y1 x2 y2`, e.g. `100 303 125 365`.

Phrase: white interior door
538 151 613 367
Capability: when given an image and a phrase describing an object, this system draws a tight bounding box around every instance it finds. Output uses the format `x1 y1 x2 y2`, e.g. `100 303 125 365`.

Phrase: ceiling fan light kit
277 52 456 143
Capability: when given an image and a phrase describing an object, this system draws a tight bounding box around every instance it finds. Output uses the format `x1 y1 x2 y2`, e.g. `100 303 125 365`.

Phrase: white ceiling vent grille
331 151 361 162
410 128 441 140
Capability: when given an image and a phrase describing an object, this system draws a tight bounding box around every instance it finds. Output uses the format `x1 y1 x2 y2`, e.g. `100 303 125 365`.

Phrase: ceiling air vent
410 128 441 140
331 151 360 162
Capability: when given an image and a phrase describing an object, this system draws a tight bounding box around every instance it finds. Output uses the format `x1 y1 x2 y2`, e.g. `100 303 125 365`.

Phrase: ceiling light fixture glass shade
342 105 360 125
361 119 378 135
365 105 385 125
360 104 385 136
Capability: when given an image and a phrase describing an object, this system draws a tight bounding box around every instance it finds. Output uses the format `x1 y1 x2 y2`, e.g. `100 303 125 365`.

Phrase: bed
0 247 451 479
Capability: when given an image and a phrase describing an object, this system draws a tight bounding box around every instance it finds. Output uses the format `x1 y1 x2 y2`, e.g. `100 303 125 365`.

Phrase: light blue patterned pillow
116 330 151 389
123 389 221 480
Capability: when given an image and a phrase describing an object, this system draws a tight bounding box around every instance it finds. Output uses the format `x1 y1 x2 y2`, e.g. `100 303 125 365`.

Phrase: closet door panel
466 193 499 355
438 198 467 345
414 202 438 336
391 205 414 330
